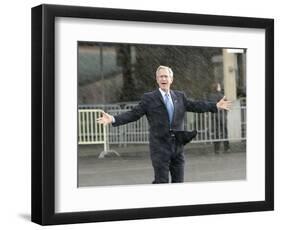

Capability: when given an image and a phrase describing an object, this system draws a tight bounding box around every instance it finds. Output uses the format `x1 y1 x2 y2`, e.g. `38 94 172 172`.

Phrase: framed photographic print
31 4 274 225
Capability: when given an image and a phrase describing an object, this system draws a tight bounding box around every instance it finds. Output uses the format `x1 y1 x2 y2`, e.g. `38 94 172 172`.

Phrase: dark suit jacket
113 89 217 159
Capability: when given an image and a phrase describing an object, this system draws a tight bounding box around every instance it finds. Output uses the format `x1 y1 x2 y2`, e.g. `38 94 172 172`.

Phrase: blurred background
78 42 246 104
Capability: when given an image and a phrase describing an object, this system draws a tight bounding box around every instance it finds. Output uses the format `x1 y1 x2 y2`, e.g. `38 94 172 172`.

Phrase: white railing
78 109 105 144
78 103 246 146
78 109 119 158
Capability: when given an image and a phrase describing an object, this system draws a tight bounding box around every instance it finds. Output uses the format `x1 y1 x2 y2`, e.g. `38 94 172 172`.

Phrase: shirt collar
158 88 171 97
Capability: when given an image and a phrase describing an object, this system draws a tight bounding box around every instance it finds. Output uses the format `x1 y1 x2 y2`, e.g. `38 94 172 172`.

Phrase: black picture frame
31 4 274 225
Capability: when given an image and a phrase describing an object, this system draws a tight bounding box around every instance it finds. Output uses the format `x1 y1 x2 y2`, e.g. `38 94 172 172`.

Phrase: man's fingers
96 111 112 125
97 119 106 125
96 117 105 122
101 111 108 117
96 112 106 120
217 99 232 111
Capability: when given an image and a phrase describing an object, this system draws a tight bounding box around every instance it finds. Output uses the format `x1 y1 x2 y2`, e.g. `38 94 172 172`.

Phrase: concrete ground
78 142 246 187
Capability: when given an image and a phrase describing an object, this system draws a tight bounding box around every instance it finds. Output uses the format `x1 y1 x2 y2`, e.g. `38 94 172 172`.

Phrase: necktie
164 93 174 124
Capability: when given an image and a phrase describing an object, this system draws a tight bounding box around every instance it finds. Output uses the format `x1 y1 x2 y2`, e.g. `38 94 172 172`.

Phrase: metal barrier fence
78 109 119 158
78 109 105 144
78 103 246 146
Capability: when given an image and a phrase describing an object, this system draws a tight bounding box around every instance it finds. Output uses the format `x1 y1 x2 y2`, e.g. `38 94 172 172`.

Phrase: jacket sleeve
112 95 147 127
183 93 218 113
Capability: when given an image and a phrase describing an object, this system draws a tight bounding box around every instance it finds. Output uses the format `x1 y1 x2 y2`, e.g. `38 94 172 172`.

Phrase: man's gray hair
156 65 173 78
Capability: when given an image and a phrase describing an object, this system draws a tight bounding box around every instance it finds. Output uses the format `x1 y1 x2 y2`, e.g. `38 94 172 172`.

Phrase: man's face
156 68 173 92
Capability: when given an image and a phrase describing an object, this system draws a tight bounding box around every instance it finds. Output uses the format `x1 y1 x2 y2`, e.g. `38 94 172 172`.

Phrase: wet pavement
78 143 246 187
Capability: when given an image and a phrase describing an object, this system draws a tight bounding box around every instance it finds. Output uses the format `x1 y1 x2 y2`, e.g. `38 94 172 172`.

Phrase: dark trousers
152 136 185 184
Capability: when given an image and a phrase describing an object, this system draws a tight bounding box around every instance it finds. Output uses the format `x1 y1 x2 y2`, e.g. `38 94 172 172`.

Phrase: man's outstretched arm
184 93 232 113
97 97 147 126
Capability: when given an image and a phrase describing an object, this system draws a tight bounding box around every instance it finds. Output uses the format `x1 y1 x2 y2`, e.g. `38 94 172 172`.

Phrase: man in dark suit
97 65 231 184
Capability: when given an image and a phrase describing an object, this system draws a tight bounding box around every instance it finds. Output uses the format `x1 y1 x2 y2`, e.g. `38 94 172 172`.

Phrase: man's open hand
96 112 113 125
216 96 232 111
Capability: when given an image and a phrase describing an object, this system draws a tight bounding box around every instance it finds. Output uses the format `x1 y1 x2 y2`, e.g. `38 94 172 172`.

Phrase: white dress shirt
158 88 174 107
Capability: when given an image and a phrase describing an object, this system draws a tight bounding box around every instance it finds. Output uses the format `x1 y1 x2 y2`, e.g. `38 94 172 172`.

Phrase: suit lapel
154 89 165 106
154 89 170 123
